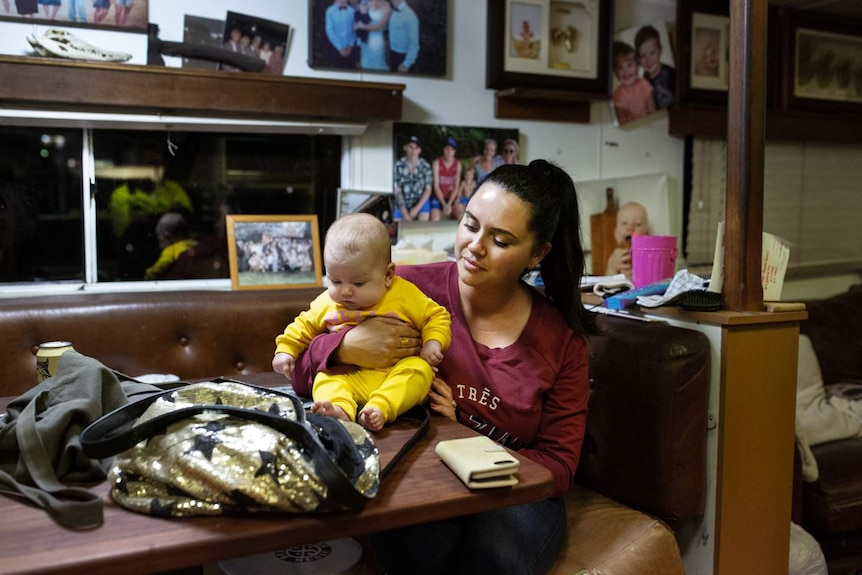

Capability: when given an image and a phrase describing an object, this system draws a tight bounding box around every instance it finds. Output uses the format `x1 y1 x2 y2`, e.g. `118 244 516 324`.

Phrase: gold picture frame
226 215 322 291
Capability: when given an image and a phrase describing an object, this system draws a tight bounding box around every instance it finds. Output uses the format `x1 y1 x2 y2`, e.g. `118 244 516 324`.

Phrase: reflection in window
0 127 341 285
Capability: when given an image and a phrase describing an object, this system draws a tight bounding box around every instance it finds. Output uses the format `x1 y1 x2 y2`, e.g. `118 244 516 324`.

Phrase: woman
355 0 391 71
473 138 504 184
290 160 597 574
501 138 521 164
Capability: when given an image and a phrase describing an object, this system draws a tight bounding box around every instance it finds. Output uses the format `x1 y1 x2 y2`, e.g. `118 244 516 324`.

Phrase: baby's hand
272 352 296 381
420 340 444 367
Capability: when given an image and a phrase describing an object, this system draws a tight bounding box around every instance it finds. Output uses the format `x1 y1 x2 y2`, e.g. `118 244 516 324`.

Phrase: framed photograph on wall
0 0 148 31
780 10 862 112
486 0 613 96
226 215 322 291
676 0 730 104
308 0 447 77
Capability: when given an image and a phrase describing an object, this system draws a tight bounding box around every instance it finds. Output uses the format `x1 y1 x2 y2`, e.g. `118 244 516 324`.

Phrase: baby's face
325 250 391 310
637 38 662 77
614 204 648 245
614 54 640 87
703 44 719 70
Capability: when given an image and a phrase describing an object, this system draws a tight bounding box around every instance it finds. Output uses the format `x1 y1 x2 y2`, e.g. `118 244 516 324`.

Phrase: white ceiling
769 0 862 19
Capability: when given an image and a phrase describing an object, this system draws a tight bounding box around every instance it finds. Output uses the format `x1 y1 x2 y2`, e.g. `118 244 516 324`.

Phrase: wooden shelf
494 87 603 123
0 56 404 123
669 105 862 143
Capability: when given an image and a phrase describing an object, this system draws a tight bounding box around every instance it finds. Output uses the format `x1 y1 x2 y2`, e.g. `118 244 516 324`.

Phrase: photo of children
392 122 519 222
610 20 676 126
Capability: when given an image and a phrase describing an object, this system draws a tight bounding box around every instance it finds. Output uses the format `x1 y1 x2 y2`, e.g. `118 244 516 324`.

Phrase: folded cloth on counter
637 270 707 308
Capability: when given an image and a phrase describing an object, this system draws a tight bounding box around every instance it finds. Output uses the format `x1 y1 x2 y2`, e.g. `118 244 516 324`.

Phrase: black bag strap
381 404 430 479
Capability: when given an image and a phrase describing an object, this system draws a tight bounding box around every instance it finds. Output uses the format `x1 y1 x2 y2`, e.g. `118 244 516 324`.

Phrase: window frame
0 110 361 297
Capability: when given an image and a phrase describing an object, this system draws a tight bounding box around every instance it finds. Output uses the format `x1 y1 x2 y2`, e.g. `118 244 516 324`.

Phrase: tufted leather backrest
0 289 323 397
576 315 711 524
0 289 711 526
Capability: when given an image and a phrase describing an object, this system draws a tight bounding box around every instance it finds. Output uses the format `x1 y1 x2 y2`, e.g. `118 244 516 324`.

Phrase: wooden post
724 0 767 311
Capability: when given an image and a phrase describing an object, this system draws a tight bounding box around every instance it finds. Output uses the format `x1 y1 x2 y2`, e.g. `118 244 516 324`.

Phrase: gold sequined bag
80 379 384 517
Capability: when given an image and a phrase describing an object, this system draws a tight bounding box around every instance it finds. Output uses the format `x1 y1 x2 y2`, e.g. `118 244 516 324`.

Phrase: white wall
140 0 686 213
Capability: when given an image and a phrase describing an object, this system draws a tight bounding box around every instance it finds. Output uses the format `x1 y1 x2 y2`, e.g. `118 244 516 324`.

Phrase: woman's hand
338 316 421 369
428 375 458 421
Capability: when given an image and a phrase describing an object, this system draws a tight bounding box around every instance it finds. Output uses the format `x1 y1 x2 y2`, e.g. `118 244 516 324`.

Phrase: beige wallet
435 435 520 489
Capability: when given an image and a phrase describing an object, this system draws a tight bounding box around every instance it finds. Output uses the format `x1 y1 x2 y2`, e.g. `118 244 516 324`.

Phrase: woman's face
455 183 547 290
483 140 497 158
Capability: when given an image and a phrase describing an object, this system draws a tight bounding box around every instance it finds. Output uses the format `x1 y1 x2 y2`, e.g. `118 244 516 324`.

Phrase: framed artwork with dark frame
675 0 730 105
780 9 862 113
486 0 613 96
226 215 323 291
308 0 447 77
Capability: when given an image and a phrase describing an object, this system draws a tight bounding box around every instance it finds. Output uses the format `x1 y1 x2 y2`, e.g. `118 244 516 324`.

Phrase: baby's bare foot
358 407 384 432
311 400 350 422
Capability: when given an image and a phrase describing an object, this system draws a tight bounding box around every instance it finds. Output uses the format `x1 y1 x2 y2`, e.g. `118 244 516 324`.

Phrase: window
0 125 342 287
686 138 862 273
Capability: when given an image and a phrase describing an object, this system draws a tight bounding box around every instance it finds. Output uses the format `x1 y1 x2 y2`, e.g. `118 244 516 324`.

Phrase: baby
605 201 648 278
273 213 451 431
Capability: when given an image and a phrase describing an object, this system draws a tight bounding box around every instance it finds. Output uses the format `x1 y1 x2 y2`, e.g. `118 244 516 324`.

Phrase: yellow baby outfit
275 276 451 423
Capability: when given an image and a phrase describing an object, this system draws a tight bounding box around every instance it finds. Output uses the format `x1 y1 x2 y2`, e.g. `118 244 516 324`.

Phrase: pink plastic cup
631 235 677 288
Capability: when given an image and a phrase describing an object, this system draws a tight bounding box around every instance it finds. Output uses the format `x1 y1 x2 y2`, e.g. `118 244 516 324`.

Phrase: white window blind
687 138 862 269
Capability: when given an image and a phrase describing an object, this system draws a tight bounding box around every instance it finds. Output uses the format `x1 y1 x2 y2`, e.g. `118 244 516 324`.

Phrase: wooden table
0 373 553 575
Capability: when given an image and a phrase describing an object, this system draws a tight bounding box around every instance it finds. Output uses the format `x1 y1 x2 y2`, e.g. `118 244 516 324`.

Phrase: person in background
612 41 655 125
452 162 477 221
67 0 86 22
325 0 357 68
273 213 451 432
430 136 462 221
266 43 286 75
634 24 675 110
14 0 36 16
113 0 134 27
36 0 60 19
93 0 111 23
473 138 504 184
393 135 432 222
258 41 273 67
144 211 197 280
388 0 420 73
355 0 390 70
501 138 520 164
605 201 649 278
291 160 597 574
693 27 720 78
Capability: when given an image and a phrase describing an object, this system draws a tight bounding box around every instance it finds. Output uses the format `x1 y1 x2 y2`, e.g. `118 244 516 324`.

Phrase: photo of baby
689 12 730 91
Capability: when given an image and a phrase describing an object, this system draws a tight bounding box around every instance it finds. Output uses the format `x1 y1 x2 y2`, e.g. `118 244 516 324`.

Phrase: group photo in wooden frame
226 215 322 291
780 9 862 112
675 0 730 105
486 0 612 95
